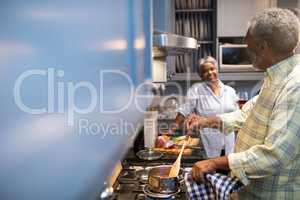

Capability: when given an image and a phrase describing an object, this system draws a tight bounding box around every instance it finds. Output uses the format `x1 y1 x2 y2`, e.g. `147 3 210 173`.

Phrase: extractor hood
153 31 198 57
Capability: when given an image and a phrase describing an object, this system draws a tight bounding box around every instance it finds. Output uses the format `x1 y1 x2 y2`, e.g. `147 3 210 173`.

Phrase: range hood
153 31 198 57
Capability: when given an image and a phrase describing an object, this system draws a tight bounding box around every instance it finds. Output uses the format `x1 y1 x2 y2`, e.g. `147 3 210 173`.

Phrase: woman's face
201 62 218 83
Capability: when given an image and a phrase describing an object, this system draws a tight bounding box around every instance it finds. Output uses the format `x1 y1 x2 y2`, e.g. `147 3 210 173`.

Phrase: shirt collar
265 54 300 82
203 79 224 97
218 80 225 89
203 79 224 89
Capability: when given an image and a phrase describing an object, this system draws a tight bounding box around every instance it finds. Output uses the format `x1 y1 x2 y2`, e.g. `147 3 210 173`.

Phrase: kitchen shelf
168 72 264 81
173 0 217 75
198 41 214 44
169 73 200 81
175 9 214 13
219 72 265 81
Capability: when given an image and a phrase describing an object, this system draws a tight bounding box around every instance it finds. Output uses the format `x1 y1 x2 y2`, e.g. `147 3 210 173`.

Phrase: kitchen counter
123 148 207 167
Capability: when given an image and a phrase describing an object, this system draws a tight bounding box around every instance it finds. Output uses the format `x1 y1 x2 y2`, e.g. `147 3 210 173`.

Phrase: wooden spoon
168 139 187 177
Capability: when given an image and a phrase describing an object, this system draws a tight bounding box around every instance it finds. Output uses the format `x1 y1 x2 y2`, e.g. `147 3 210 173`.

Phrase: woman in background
175 56 238 158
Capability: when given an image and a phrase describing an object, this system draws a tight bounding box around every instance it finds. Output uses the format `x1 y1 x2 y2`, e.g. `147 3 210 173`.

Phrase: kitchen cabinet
167 0 217 81
0 1 153 199
153 0 174 32
216 0 276 81
277 0 299 8
217 0 277 37
167 0 275 82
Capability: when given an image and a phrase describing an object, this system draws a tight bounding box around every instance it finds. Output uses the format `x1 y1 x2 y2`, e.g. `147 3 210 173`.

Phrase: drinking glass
144 111 158 149
237 91 249 109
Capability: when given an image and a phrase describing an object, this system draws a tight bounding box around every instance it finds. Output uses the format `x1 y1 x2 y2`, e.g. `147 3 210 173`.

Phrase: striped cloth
184 173 243 200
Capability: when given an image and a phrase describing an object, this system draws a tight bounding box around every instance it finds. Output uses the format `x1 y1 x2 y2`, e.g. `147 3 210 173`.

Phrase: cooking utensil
136 149 163 161
148 165 182 194
168 139 187 177
174 144 203 150
138 165 184 185
100 183 114 199
107 161 122 186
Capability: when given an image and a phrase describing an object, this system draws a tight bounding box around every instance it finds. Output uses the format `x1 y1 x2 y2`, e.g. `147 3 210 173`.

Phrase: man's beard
248 50 263 70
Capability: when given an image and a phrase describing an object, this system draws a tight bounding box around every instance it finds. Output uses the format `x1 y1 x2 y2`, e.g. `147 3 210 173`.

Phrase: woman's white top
178 81 238 158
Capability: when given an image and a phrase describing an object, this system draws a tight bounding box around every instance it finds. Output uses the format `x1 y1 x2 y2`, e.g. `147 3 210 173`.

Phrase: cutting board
153 137 199 156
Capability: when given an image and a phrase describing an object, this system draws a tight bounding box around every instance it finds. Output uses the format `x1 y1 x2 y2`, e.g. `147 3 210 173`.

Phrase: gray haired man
191 8 300 199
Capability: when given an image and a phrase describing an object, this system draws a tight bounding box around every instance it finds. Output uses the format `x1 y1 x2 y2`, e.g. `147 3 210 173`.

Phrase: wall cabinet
217 0 277 37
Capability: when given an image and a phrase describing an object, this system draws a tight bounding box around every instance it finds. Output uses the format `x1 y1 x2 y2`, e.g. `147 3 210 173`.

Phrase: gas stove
98 147 206 200
109 164 191 200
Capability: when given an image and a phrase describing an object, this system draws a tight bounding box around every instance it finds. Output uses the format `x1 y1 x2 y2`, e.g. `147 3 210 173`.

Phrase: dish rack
174 0 217 75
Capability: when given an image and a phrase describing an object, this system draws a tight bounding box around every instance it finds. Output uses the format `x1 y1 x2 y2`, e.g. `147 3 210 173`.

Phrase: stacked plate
175 0 213 9
175 10 214 73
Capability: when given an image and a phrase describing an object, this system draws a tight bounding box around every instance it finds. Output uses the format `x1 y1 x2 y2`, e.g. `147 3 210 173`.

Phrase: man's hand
185 114 208 130
192 160 217 182
192 156 230 182
185 114 222 131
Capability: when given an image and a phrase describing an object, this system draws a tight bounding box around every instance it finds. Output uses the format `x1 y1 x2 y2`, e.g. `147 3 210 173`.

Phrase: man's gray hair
197 56 218 76
248 8 300 54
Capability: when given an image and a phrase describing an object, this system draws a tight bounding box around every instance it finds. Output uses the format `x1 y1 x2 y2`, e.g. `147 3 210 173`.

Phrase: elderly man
191 8 300 199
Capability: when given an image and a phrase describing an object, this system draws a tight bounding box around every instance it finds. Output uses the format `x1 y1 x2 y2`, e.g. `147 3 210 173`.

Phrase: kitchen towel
184 172 244 200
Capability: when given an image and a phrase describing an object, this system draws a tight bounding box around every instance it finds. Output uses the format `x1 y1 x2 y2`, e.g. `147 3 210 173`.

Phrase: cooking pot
147 165 183 194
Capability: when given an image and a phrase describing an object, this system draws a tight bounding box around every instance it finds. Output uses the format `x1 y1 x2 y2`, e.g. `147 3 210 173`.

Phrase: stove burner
136 167 153 184
113 165 188 200
117 183 137 191
118 169 138 183
135 193 146 200
143 184 180 199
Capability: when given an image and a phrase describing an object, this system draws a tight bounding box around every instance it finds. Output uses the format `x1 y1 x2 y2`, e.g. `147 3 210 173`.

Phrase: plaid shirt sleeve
228 83 300 185
218 95 258 134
